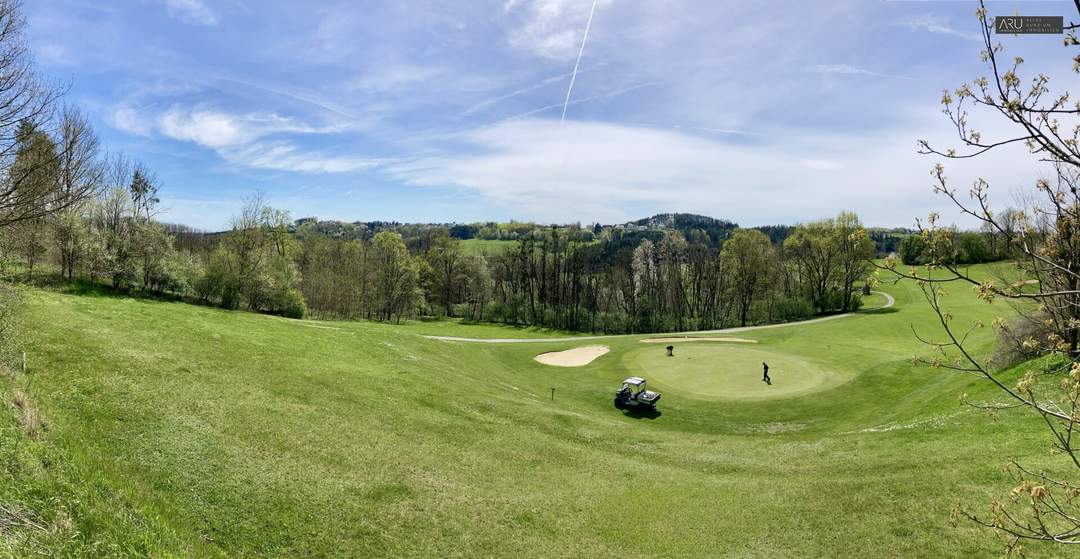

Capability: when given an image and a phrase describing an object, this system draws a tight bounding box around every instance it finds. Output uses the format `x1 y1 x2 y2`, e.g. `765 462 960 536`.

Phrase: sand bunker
534 346 610 367
641 337 756 344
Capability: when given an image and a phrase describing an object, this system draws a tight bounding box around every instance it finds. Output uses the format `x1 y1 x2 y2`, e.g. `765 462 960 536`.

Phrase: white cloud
156 105 344 148
159 106 251 148
504 0 614 59
108 105 157 137
36 42 74 67
216 78 363 122
159 0 218 26
386 120 746 211
384 118 1044 226
810 64 878 76
112 104 377 174
799 159 843 171
347 64 444 94
221 142 382 174
809 64 921 81
897 15 980 41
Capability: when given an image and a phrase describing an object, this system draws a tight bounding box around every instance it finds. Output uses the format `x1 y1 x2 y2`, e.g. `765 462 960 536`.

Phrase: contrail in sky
559 0 599 127
497 81 661 124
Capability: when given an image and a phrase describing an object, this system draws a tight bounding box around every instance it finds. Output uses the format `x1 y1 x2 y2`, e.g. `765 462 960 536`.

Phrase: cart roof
622 377 646 386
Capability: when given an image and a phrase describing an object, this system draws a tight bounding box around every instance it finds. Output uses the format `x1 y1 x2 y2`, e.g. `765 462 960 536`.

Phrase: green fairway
632 344 847 401
5 262 1071 557
459 238 519 255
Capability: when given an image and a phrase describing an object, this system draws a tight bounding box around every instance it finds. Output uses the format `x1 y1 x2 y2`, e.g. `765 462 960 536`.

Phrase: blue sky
24 0 1080 230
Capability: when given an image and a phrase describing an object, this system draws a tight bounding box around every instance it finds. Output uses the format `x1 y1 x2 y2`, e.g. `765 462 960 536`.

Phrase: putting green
630 344 851 401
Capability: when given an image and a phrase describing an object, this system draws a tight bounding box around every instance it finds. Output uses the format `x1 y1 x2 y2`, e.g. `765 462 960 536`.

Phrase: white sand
534 346 610 367
641 337 756 344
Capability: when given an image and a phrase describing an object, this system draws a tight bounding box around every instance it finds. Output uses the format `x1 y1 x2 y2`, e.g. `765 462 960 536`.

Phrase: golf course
634 344 844 401
10 0 1080 554
1 262 1065 557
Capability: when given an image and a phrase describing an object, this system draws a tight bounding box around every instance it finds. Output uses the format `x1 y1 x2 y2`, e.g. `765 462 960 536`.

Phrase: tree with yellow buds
883 1 1080 553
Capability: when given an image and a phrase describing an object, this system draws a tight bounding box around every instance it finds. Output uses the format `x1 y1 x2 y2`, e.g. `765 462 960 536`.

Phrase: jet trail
560 0 599 127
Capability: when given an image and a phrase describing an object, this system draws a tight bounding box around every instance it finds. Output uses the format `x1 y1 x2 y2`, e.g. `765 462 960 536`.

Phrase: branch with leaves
884 1 1080 553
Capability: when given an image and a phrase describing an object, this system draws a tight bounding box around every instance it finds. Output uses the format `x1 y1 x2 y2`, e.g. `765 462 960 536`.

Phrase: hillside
1 263 1066 557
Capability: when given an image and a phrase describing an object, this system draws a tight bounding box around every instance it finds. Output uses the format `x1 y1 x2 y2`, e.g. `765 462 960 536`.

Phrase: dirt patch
640 337 756 344
534 346 610 367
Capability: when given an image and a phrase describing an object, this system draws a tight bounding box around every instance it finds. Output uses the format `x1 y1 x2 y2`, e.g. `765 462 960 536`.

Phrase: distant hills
620 213 738 246
176 212 913 255
628 212 735 231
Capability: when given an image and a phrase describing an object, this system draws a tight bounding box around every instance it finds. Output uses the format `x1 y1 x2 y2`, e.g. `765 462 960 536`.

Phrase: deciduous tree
721 229 771 327
884 2 1080 552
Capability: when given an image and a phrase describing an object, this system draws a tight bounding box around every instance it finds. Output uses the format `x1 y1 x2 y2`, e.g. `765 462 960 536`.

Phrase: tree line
225 209 877 333
9 178 890 333
897 221 1017 266
0 100 884 334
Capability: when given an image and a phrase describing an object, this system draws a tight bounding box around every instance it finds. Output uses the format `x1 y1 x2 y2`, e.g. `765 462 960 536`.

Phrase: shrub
277 288 306 319
812 288 851 314
772 297 815 322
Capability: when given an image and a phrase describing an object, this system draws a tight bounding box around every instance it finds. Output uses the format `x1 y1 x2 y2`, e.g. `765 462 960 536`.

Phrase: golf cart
614 377 661 410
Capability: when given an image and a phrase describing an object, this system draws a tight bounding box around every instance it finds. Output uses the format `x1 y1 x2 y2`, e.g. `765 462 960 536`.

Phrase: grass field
459 239 518 256
3 263 1072 557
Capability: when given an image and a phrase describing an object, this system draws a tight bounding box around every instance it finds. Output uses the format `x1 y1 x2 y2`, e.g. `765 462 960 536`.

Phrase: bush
772 297 816 322
147 250 193 296
812 288 851 313
277 288 307 319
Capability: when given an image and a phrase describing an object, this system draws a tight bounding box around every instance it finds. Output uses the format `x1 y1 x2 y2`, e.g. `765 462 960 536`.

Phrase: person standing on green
762 362 770 384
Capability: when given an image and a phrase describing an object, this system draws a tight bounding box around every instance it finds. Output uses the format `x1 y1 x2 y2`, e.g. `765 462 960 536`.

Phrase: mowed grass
459 239 518 256
12 262 1074 557
633 344 847 401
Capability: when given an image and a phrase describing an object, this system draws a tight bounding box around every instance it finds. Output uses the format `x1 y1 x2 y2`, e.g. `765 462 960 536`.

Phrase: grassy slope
10 263 1072 557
